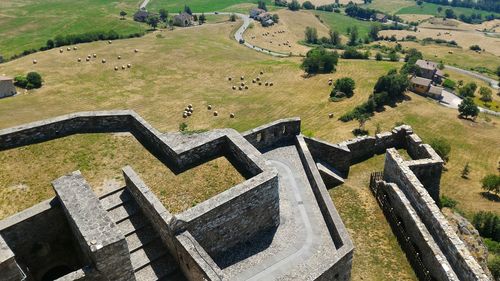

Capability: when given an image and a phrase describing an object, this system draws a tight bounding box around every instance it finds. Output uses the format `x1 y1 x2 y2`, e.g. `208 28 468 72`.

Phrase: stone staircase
99 188 186 281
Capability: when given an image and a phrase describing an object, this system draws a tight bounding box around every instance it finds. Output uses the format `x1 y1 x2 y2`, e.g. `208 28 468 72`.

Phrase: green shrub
481 174 500 194
440 195 458 208
429 137 451 162
331 77 356 98
442 79 456 90
301 47 339 74
489 255 500 280
26 72 42 89
14 75 28 88
472 211 500 242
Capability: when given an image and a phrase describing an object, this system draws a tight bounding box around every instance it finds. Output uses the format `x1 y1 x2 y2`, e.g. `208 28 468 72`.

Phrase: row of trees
344 3 402 22
419 0 500 14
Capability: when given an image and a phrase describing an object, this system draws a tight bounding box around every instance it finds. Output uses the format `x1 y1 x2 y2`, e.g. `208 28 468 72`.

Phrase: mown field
313 10 373 38
0 0 146 59
0 18 498 279
148 0 272 13
396 2 500 18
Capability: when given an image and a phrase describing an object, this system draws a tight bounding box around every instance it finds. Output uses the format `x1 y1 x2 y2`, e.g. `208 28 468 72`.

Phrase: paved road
139 0 150 10
440 89 500 116
445 65 499 89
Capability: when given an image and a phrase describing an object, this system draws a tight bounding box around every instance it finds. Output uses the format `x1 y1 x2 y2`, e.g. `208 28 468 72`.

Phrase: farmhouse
373 13 388 23
415 59 444 83
249 8 266 19
410 76 443 99
0 76 16 98
133 10 149 22
173 12 193 27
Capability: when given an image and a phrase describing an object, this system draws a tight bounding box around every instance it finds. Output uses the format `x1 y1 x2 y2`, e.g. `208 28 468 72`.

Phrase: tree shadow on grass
480 192 500 202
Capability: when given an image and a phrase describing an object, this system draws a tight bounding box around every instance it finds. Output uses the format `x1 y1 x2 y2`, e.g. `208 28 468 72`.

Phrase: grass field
396 2 500 18
0 0 146 59
366 0 415 15
313 10 373 39
148 0 273 13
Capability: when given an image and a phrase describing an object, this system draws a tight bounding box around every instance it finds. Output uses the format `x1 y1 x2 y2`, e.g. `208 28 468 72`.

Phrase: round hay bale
118 56 121 60
73 46 77 50
265 82 269 86
187 111 192 116
240 82 245 86
252 79 256 83
32 60 37 64
114 66 119 71
258 82 262 85
260 71 264 75
256 77 260 81
67 47 71 51
78 58 81 62
87 55 91 59
207 104 212 110
188 104 193 108
190 108 194 113
239 86 243 90
108 40 112 44
213 111 218 116
134 49 139 53
328 81 332 86
269 82 273 86
240 76 244 80
127 64 131 68
232 86 236 90
183 113 188 118
93 54 97 58
122 65 126 69
244 86 248 89
102 59 106 63
185 107 189 112
329 113 334 119
60 49 64 53
230 113 235 118
86 57 90 62
228 77 232 81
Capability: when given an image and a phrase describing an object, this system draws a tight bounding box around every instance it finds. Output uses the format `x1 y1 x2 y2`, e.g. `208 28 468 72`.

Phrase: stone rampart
303 136 351 177
383 149 489 281
0 235 25 281
53 171 135 281
242 117 301 151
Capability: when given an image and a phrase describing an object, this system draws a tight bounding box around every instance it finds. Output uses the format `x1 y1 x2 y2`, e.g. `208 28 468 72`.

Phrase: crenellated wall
242 117 301 151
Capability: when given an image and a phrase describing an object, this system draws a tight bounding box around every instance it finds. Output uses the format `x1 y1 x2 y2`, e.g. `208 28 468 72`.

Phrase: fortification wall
374 180 459 280
242 118 301 151
383 149 488 281
175 170 279 261
0 235 24 281
303 137 351 177
0 199 84 281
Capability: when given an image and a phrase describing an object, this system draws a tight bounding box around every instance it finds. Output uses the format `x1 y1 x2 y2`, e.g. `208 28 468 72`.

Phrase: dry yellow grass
380 19 500 56
297 0 363 5
398 14 435 22
245 9 329 56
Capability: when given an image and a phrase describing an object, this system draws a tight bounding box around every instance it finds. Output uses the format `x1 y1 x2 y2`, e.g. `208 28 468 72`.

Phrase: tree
461 162 470 179
120 11 127 20
302 1 315 9
331 77 356 98
469 44 481 51
159 9 168 22
301 47 339 74
348 26 359 46
458 82 477 98
458 97 479 119
289 0 301 11
445 8 456 19
146 14 160 30
388 50 399 62
482 174 500 194
369 24 380 41
46 39 55 49
373 70 409 100
305 26 318 44
184 5 192 15
329 30 341 46
199 13 206 24
429 137 451 162
375 52 383 61
443 79 456 89
229 13 237 22
490 256 500 281
15 72 42 89
258 0 267 11
496 66 500 78
437 6 443 13
272 14 279 23
479 86 493 102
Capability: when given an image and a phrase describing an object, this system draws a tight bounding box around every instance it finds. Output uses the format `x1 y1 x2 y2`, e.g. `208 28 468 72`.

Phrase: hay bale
87 55 91 59
67 47 71 51
240 76 244 80
73 47 77 50
265 82 269 86
256 77 260 81
127 64 131 68
244 86 248 89
228 77 232 81
230 113 235 118
239 86 243 90
185 107 190 112
86 58 90 62
32 60 37 64
114 66 119 70
187 111 192 116
118 56 121 60
60 49 64 53
328 81 332 86
188 104 193 109
258 82 262 85
260 71 264 75
108 40 112 44
232 86 236 90
207 104 212 110
213 111 218 116
78 58 81 62
240 82 245 86
134 49 139 53
329 113 334 119
183 112 188 118
122 65 126 69
252 79 256 83
102 59 106 63
269 82 273 86
93 54 97 58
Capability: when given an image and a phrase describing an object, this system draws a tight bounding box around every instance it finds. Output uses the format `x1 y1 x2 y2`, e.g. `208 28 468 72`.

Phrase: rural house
410 76 443 99
133 10 149 22
0 76 16 98
173 12 193 27
415 59 444 83
249 8 266 19
373 13 388 23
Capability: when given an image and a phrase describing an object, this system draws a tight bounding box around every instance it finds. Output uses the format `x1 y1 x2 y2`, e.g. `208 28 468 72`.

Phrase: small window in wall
256 133 262 142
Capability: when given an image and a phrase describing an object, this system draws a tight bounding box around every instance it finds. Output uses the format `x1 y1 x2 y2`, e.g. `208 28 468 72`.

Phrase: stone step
108 200 140 223
134 254 180 281
316 162 345 188
117 212 149 236
131 238 169 270
99 187 131 211
126 224 159 253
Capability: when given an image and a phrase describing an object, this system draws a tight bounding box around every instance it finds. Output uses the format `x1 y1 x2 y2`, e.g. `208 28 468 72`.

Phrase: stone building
249 8 265 19
0 76 16 98
415 59 444 83
173 12 193 27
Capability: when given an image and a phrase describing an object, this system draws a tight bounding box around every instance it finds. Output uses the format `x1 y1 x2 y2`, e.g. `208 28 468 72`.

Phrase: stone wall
52 171 135 281
0 199 84 281
175 170 279 262
242 117 301 151
383 149 489 281
374 181 459 280
303 137 351 177
0 235 25 281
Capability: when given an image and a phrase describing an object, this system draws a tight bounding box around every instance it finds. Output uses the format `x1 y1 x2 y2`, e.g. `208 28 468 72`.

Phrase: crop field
0 0 145 59
148 0 273 13
366 0 415 15
396 2 500 18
